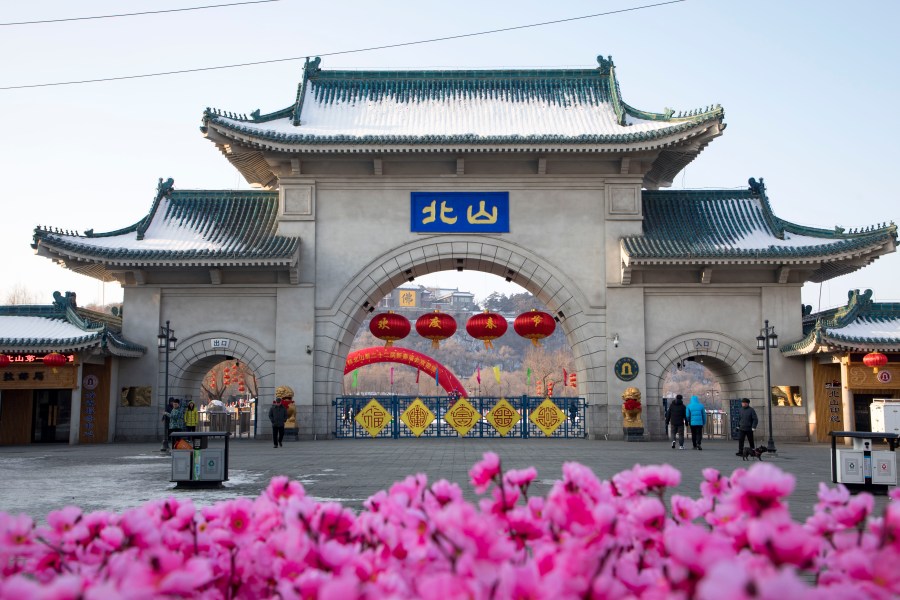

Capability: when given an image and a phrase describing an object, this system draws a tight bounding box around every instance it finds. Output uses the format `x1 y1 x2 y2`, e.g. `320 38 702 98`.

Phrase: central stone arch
313 235 609 432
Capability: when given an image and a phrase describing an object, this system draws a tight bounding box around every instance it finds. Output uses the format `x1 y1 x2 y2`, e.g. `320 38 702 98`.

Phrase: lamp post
158 321 177 451
756 320 778 453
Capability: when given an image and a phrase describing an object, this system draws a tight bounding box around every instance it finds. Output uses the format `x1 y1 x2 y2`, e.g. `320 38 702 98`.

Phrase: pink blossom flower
730 463 795 515
469 452 501 493
700 467 728 500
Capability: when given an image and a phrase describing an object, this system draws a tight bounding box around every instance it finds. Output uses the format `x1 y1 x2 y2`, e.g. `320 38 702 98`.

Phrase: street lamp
756 319 778 453
158 321 177 451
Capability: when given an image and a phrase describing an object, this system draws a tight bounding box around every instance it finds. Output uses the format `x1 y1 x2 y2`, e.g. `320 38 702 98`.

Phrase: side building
0 292 145 445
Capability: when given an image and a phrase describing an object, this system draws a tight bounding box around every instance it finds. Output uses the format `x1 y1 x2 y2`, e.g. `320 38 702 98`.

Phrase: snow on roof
827 316 900 340
219 94 679 141
0 316 96 342
52 198 225 253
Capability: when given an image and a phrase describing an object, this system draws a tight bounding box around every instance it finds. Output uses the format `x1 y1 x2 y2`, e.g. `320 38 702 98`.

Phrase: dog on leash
741 446 769 461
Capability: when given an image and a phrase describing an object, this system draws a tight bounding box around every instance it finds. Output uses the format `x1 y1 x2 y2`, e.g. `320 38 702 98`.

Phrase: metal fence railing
197 409 256 438
334 395 586 439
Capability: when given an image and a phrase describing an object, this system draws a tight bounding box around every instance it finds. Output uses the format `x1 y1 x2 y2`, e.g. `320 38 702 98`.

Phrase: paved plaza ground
0 438 895 523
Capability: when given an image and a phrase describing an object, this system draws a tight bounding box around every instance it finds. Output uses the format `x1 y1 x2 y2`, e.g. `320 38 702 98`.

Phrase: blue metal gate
333 396 586 439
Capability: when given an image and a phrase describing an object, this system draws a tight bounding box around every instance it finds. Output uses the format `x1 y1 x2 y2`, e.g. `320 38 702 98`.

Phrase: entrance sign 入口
411 192 509 233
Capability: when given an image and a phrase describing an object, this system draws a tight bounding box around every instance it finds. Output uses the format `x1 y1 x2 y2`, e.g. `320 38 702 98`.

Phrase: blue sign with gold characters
614 357 640 382
411 192 509 233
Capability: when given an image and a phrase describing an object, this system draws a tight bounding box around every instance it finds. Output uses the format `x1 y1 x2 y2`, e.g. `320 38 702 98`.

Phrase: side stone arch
313 235 610 436
644 332 758 438
159 331 276 406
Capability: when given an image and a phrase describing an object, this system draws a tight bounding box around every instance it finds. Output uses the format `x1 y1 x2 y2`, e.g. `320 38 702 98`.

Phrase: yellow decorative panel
400 398 435 437
444 397 481 437
355 398 392 438
486 398 520 437
529 398 566 437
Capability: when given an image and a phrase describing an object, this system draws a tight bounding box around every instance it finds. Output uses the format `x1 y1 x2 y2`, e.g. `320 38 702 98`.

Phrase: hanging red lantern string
863 352 888 373
466 311 508 350
415 310 457 349
513 309 555 346
370 311 411 347
0 355 10 367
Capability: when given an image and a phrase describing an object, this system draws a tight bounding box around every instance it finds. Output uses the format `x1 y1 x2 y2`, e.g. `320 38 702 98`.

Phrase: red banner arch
344 346 468 397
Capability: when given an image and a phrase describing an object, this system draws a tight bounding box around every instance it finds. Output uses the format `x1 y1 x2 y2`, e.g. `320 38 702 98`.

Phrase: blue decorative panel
411 192 509 233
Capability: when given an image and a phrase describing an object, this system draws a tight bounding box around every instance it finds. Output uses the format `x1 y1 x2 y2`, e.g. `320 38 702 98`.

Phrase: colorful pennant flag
526 367 532 385
493 366 502 385
351 369 358 388
415 369 420 383
435 366 440 387
563 368 568 386
390 367 394 385
476 367 481 384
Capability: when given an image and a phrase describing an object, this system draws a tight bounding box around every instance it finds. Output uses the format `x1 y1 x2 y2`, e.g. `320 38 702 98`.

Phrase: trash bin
829 431 898 494
169 432 229 487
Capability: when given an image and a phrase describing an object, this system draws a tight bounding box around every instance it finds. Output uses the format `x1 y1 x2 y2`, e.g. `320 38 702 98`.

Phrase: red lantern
43 353 66 367
863 352 888 373
0 355 10 367
370 311 411 347
466 311 508 350
415 310 457 349
513 309 556 346
43 352 67 374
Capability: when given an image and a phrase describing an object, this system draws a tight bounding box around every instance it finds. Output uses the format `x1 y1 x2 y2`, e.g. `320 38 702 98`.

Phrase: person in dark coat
268 397 288 448
736 397 759 456
666 395 688 449
685 395 707 450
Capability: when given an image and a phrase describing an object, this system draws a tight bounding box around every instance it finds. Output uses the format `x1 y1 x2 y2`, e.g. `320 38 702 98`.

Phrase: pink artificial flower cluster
1 455 898 599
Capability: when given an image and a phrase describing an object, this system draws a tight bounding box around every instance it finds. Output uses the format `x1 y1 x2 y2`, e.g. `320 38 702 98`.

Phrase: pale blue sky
2 0 897 310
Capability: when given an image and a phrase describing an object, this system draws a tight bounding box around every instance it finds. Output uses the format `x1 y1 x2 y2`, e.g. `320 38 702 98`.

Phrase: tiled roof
0 292 145 357
623 181 897 280
782 289 900 355
202 56 724 151
32 182 298 271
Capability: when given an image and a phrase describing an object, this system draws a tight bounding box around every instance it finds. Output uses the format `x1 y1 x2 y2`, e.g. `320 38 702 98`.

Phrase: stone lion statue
276 385 297 428
621 386 643 428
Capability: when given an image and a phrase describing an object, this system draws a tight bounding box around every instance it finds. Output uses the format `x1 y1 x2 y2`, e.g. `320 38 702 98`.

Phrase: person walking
269 397 287 448
184 401 199 432
736 397 759 456
685 395 707 450
666 395 688 449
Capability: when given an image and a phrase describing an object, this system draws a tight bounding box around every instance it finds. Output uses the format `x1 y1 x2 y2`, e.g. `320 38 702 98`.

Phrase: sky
1 0 898 311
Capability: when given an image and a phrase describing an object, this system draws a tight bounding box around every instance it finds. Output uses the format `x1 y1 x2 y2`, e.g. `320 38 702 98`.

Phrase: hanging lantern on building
863 352 888 373
370 311 411 347
44 352 67 374
513 309 555 346
466 311 508 349
415 310 457 349
0 355 10 367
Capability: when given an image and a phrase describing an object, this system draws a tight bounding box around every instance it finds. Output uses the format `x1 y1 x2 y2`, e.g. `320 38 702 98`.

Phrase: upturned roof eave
203 117 723 155
35 243 298 268
622 240 895 266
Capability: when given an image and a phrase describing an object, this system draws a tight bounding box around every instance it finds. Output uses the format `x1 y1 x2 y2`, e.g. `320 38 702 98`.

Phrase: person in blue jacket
685 395 707 450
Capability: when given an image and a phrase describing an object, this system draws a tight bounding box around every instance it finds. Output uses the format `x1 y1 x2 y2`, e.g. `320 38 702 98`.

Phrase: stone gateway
30 56 897 442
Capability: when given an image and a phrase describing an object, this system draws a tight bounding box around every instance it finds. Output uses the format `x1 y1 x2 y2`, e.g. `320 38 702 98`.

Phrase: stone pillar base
623 427 645 441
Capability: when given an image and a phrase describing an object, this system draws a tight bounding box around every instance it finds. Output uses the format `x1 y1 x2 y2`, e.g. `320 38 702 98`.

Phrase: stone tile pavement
0 438 895 523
